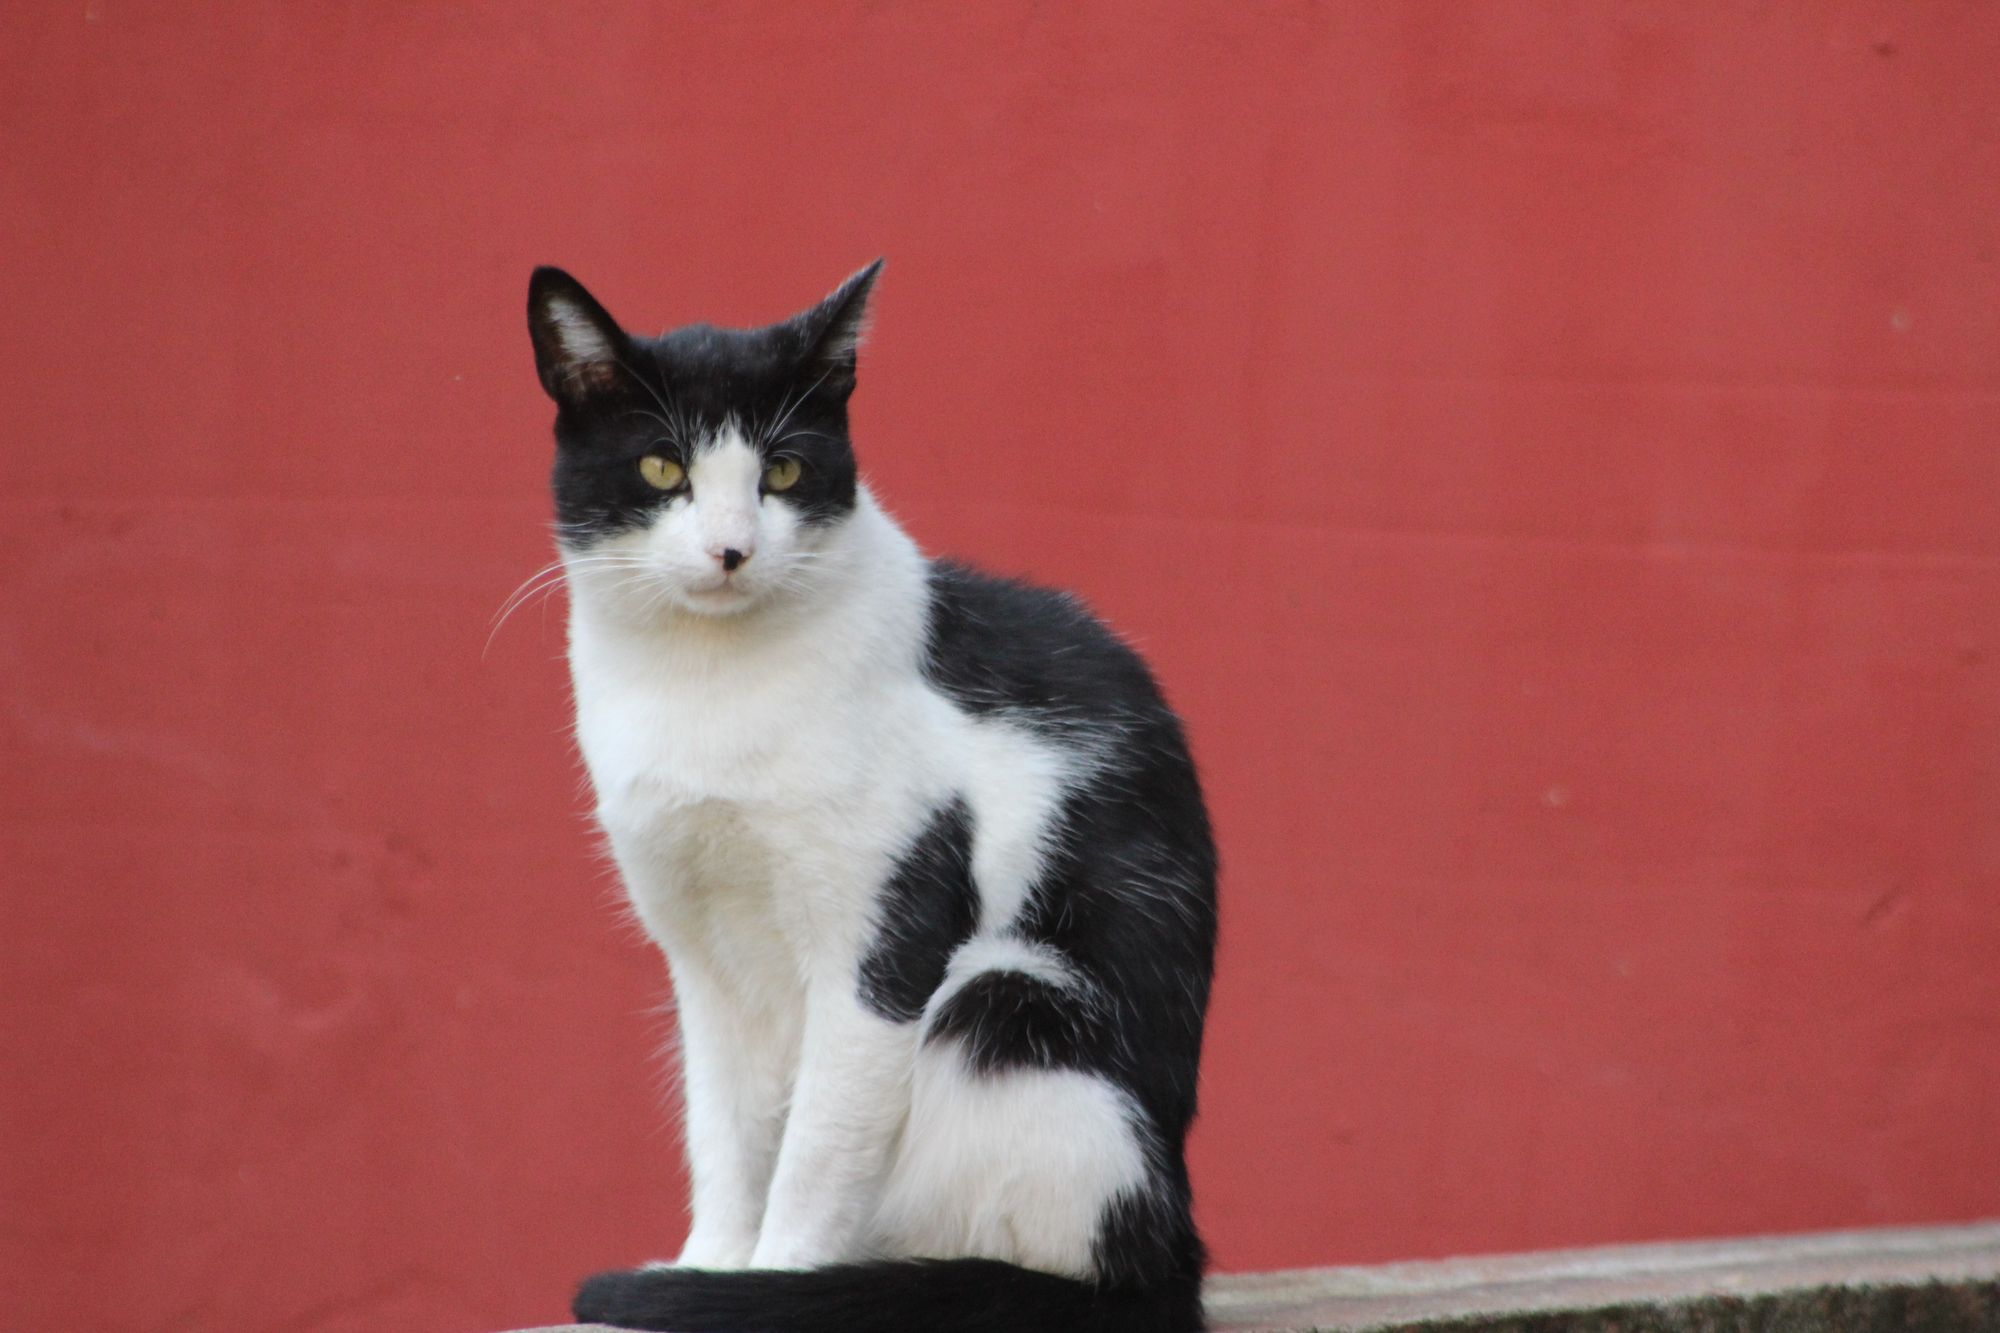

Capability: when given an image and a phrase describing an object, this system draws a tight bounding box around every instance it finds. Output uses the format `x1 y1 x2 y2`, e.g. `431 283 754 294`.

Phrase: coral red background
4 4 1997 1330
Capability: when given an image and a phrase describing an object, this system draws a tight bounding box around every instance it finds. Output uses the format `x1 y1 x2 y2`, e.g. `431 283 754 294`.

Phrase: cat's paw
674 1232 756 1269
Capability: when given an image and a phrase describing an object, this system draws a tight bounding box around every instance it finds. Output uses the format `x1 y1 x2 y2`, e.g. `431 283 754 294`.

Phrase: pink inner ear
566 358 622 394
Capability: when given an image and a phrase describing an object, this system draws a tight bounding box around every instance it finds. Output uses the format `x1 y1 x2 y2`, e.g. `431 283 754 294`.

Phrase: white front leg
670 956 795 1268
750 985 916 1269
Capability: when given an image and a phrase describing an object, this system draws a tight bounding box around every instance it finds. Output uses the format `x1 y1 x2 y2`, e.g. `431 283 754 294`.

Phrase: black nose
720 548 745 572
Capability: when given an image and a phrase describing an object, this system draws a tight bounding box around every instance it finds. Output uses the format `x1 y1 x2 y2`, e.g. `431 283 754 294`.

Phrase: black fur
1091 1186 1206 1295
527 261 881 544
858 797 980 1022
572 1260 1203 1333
917 561 1161 733
915 559 1218 1120
916 559 1218 1294
925 968 1106 1073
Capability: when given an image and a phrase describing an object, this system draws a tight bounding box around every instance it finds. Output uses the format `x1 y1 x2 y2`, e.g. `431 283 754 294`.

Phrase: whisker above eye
610 354 686 436
756 368 833 452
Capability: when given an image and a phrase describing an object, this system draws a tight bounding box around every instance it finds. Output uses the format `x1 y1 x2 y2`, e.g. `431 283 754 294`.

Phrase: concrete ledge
512 1219 2000 1332
1207 1220 2000 1331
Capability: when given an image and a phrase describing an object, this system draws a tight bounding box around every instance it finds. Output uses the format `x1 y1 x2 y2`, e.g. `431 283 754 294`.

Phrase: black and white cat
526 262 1218 1333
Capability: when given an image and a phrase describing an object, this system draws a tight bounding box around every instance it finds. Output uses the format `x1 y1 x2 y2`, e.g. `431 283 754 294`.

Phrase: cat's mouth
688 570 742 595
682 575 756 612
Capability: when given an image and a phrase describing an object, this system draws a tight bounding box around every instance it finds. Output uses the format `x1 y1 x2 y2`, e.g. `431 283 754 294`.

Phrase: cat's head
526 261 882 619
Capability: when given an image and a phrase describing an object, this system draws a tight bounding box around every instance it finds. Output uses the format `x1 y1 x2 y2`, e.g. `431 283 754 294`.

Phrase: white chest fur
564 502 1083 981
576 626 919 953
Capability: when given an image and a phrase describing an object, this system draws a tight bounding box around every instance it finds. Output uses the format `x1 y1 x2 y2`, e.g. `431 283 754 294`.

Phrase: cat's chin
576 581 769 627
672 582 763 617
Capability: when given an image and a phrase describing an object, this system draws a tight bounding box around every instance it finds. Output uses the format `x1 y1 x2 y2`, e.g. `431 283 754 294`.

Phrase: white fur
928 935 1082 1016
868 1063 1152 1277
545 296 619 366
566 482 1151 1276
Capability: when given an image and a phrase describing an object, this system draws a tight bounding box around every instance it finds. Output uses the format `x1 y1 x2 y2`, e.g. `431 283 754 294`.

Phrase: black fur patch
857 798 979 1023
917 559 1219 1301
924 966 1107 1073
1092 1182 1208 1295
573 1259 1203 1333
916 562 1217 1113
919 561 1158 731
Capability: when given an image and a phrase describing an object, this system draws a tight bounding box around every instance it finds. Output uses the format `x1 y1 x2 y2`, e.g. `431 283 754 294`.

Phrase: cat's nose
705 529 755 571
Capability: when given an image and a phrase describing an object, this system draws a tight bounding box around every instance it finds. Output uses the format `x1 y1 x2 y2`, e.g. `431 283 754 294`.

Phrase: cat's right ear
527 268 634 408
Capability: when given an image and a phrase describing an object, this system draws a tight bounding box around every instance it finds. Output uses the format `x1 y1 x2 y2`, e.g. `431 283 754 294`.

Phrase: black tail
572 1259 1204 1333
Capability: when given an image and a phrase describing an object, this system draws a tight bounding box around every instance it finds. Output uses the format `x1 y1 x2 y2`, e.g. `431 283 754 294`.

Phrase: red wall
5 4 1996 1330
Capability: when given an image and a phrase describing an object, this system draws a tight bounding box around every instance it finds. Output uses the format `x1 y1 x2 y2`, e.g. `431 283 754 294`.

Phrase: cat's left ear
790 258 884 395
527 267 636 408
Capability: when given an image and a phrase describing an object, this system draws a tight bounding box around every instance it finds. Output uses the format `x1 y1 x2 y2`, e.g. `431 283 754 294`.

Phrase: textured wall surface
3 4 1997 1330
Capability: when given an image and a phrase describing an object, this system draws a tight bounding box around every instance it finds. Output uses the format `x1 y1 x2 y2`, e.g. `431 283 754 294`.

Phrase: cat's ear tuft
794 258 884 391
527 267 633 406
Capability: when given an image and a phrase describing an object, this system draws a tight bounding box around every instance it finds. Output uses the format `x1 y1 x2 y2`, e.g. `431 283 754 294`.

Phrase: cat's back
918 558 1216 1119
918 559 1177 737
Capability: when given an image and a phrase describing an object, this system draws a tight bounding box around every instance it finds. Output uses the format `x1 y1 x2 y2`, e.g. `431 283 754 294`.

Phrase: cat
525 260 1218 1333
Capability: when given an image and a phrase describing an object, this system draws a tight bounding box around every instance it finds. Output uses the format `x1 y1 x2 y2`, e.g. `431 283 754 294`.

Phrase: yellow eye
637 455 685 491
763 457 803 493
